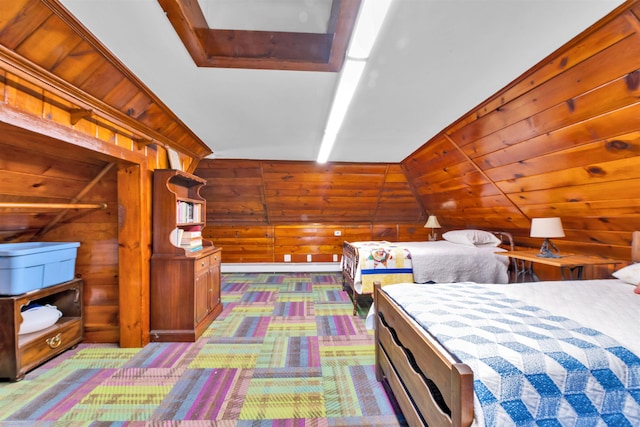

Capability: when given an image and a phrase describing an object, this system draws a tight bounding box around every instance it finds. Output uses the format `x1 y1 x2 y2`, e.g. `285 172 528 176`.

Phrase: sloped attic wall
403 1 640 262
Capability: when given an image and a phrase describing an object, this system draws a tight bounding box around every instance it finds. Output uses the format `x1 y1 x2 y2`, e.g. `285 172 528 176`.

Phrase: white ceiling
60 0 625 163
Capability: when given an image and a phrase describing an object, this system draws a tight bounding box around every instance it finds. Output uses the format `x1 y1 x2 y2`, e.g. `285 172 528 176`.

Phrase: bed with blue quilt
372 232 640 426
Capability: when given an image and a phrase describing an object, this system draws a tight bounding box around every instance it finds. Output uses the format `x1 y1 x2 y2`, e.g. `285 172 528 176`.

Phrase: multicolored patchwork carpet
0 272 407 426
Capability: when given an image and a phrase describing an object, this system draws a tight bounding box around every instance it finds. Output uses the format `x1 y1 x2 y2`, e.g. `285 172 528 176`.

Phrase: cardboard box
0 242 80 295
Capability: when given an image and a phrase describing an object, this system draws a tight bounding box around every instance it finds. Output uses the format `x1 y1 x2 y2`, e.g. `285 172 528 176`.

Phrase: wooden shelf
150 169 222 342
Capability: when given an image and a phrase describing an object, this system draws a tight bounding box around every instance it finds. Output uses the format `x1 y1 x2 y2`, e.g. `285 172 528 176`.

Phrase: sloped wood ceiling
402 1 640 260
0 0 210 159
158 0 361 71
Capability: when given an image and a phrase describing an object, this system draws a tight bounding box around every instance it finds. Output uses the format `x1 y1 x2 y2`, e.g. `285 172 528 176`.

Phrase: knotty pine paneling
0 57 165 346
196 159 428 263
403 3 640 267
0 0 209 159
204 224 432 264
197 160 425 226
0 137 121 342
203 226 274 263
0 0 211 348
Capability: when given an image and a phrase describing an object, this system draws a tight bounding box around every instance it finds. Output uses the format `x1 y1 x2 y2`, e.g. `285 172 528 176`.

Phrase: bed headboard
633 231 639 263
492 231 515 252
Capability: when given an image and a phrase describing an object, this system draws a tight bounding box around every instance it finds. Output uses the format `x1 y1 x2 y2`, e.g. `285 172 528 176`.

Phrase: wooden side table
498 251 622 282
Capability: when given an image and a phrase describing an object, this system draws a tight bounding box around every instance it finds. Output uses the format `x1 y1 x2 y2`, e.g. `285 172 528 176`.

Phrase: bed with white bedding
372 231 640 427
342 230 513 315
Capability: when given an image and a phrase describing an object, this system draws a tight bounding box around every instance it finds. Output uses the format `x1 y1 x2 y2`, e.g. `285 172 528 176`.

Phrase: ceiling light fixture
316 0 393 163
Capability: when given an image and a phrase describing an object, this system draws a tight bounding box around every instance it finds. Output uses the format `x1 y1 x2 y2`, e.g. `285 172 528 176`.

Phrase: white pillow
442 229 501 247
612 263 640 285
19 304 62 335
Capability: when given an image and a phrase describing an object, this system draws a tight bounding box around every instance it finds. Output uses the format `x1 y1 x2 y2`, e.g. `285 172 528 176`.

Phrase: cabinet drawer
20 318 82 368
195 255 210 273
211 252 220 264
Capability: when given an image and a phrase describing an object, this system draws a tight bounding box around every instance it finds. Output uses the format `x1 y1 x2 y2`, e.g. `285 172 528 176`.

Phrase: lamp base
428 230 438 241
536 238 562 258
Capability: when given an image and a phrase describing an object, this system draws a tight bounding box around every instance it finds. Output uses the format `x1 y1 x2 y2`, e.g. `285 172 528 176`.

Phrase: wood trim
0 202 106 209
157 0 362 72
32 162 115 239
0 102 147 164
2 3 210 159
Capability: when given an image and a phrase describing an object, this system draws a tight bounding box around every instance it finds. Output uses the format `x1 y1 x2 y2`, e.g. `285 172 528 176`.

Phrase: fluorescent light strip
317 59 366 163
316 0 393 163
348 0 394 59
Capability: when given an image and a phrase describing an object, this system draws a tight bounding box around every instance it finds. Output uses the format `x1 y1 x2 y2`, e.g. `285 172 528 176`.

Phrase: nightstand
498 251 622 282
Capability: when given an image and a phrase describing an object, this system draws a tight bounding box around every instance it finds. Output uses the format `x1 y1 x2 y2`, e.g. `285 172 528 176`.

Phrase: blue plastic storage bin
0 242 80 295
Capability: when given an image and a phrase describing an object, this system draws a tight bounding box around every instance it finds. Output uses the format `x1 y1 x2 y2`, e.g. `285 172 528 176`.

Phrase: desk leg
513 259 539 282
561 266 584 280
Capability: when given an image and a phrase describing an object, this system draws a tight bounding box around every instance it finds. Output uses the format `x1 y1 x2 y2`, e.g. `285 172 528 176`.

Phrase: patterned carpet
0 272 407 426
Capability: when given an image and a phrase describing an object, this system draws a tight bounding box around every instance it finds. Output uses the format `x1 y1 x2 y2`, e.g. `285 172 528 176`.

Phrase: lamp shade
424 215 441 229
530 217 565 238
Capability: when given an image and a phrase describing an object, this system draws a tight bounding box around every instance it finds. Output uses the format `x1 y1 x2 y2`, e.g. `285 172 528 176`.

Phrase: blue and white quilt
384 283 640 427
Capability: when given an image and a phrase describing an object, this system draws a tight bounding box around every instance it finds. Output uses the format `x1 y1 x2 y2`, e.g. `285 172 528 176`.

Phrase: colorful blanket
384 283 640 427
353 241 413 294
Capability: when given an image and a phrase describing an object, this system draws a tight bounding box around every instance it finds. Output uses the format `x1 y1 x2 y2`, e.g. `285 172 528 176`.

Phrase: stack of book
171 226 203 252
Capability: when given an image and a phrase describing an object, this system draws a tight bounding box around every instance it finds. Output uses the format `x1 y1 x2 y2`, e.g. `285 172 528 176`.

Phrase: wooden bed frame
342 231 515 315
373 230 639 427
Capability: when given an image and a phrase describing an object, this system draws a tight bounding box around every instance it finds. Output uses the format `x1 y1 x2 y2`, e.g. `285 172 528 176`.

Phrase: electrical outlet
307 254 312 262
333 254 338 262
334 230 342 236
284 254 291 262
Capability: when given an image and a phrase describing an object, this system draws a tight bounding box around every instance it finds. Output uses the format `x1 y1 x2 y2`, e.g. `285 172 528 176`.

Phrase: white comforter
400 241 509 284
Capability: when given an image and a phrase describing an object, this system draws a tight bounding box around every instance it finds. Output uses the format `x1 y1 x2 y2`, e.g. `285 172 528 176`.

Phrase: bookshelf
150 169 222 342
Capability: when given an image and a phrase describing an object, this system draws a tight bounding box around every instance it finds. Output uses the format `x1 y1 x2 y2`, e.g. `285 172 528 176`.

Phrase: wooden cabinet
0 279 83 381
150 169 222 342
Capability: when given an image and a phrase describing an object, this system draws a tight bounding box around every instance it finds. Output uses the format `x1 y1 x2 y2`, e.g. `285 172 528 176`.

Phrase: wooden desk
498 250 622 282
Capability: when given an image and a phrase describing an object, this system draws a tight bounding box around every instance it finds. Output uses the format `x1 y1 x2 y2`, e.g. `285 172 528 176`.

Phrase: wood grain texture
1 0 640 352
0 0 210 159
402 4 640 267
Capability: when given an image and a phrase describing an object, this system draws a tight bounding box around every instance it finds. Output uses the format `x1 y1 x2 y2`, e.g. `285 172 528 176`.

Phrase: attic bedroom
1 0 639 425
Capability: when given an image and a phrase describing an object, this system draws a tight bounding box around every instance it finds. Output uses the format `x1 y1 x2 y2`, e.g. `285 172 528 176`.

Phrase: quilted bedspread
353 241 413 294
384 282 640 427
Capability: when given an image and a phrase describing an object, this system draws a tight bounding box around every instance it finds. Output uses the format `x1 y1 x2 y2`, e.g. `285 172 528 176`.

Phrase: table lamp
530 217 565 258
424 215 441 241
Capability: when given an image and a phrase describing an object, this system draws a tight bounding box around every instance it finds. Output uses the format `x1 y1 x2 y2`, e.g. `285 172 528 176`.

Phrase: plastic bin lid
0 242 80 257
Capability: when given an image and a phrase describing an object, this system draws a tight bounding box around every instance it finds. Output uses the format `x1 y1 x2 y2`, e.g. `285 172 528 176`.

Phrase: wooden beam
0 202 106 210
69 108 92 125
32 162 115 240
117 164 151 348
157 0 362 71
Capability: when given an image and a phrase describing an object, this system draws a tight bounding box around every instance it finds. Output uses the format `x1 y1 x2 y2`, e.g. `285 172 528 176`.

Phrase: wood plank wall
402 2 640 269
1 0 639 351
0 0 209 346
195 160 430 263
197 2 640 280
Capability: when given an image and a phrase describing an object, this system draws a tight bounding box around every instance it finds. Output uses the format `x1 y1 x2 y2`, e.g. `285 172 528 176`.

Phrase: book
181 230 201 240
180 238 202 248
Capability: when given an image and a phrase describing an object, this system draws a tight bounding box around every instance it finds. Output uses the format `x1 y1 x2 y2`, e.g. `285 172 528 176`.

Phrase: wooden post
117 164 151 347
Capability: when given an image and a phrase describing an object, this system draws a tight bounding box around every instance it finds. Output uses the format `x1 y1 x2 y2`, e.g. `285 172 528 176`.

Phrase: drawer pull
46 333 62 349
201 261 206 267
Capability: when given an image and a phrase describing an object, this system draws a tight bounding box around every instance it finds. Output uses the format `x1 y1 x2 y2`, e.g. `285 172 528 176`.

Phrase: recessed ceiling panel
198 0 333 33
